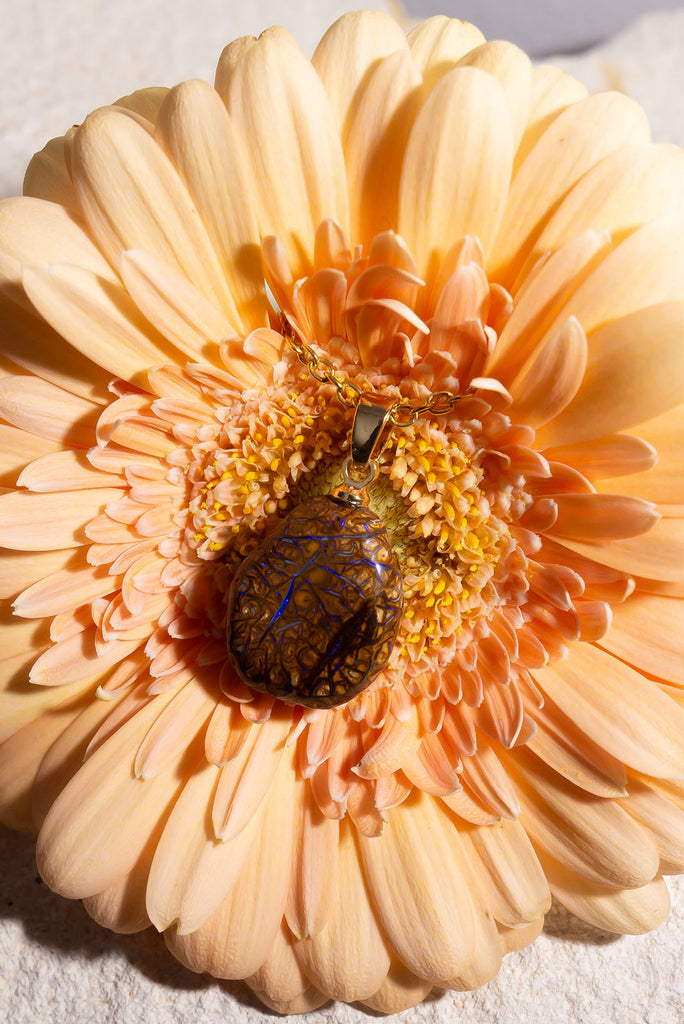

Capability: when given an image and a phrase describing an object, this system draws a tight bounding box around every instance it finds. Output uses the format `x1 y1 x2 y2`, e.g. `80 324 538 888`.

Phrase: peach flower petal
358 793 477 985
540 216 684 342
286 789 339 939
457 41 532 147
312 9 409 138
246 922 325 1012
487 229 610 384
342 49 422 247
36 687 188 899
407 16 485 92
0 488 123 550
527 143 684 269
0 294 111 401
545 858 671 935
399 66 514 280
514 65 588 169
489 91 650 284
72 107 238 320
557 516 684 582
597 404 684 503
119 249 237 363
0 425 61 488
215 27 349 276
155 79 265 333
0 375 100 446
511 748 660 889
508 317 587 428
22 262 183 382
620 778 684 874
17 450 122 493
165 748 295 974
294 819 390 1001
536 302 684 447
459 817 551 928
535 645 684 777
600 594 684 685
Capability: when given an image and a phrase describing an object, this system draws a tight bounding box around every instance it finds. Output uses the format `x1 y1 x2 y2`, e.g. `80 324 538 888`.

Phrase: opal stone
226 495 403 708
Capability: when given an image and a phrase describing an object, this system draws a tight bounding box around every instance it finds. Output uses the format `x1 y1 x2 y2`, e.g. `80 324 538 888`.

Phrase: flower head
1 10 684 1014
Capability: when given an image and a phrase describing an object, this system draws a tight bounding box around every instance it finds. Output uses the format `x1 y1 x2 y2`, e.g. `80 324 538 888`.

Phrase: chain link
281 316 363 408
281 315 474 427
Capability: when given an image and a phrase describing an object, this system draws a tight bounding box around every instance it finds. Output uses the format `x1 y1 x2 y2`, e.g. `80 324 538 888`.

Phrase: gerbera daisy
1 9 684 1014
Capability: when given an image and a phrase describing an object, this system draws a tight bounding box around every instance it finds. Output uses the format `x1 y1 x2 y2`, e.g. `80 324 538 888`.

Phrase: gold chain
281 315 473 428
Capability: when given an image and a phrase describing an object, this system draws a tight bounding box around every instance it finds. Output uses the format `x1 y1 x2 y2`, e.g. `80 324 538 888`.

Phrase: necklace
225 318 473 709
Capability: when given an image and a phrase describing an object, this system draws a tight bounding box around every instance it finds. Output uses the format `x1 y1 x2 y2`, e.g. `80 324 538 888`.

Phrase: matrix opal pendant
226 395 403 708
226 495 403 708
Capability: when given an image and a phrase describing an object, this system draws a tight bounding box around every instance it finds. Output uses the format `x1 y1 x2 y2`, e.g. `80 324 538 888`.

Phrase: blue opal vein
226 495 403 708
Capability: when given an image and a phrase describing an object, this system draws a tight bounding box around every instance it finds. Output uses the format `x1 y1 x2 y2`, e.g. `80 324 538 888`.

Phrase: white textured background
1 3 684 1022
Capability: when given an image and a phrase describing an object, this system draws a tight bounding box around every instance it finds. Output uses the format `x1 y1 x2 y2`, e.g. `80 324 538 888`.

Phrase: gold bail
333 396 395 502
351 395 395 467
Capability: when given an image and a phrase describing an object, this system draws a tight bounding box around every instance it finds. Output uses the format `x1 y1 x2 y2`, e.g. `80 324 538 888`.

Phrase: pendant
226 398 403 708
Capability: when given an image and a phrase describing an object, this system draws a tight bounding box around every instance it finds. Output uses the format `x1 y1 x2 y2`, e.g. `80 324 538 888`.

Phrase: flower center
186 368 348 568
180 352 532 697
